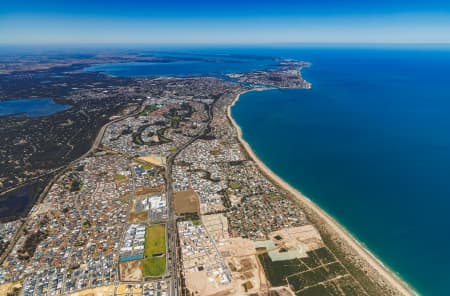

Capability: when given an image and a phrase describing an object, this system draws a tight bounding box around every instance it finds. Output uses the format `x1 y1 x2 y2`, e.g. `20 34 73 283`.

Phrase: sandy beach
227 90 417 296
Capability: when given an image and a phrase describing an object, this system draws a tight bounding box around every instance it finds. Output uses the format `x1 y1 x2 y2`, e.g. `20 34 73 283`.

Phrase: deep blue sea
0 98 70 117
231 47 450 296
67 45 450 295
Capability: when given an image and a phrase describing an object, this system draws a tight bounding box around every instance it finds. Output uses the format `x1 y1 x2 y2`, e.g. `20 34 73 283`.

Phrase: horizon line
1 42 450 47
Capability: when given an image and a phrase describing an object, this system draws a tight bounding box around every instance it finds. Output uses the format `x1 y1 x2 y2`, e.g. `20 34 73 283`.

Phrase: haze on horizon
1 0 450 45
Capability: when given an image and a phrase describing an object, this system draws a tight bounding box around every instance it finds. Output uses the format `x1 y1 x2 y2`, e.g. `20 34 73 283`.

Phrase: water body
83 55 278 77
232 47 450 295
0 180 46 221
78 46 450 294
0 98 70 117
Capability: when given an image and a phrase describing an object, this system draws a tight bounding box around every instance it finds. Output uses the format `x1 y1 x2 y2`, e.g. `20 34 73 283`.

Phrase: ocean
231 46 450 296
77 45 450 294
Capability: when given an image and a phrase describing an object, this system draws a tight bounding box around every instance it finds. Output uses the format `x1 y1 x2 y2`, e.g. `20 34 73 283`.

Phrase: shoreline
226 89 417 296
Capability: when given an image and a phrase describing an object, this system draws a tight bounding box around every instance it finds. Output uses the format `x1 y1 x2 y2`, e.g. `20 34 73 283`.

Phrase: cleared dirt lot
0 282 21 296
116 284 142 295
119 260 143 281
128 211 148 223
137 155 166 167
68 285 115 296
173 189 200 215
135 185 164 196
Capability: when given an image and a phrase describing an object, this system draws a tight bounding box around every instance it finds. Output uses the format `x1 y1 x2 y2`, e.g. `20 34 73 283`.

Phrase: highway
1 96 216 295
165 98 216 296
0 103 143 265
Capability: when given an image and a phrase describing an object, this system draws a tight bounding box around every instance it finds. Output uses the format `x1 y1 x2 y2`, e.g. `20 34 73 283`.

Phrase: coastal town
0 56 414 296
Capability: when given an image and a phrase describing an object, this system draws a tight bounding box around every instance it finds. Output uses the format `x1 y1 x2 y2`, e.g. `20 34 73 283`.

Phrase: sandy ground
202 213 229 242
116 284 142 295
119 260 143 281
67 285 115 296
185 235 268 295
218 237 256 258
270 286 296 296
269 225 324 252
227 255 267 294
185 271 233 296
173 189 200 214
221 237 270 294
227 91 417 296
128 211 148 223
134 185 164 195
138 154 166 166
0 281 21 295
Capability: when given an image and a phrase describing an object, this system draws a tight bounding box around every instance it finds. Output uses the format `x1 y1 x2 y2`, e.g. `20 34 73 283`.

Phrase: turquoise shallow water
231 47 450 296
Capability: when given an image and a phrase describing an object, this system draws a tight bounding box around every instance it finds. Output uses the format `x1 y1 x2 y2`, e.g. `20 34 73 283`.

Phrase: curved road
0 103 143 265
165 97 217 296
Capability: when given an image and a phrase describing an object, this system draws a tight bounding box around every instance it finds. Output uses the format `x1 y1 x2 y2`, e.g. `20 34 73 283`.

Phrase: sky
1 0 450 44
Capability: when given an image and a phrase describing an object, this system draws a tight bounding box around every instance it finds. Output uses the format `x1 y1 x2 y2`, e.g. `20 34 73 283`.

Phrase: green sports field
142 224 166 277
